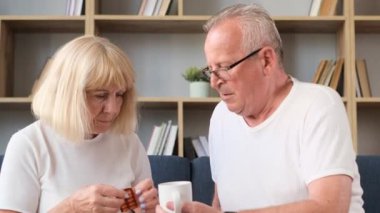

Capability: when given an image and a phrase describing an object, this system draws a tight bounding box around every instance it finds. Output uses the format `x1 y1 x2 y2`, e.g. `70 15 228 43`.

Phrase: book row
147 120 178 156
183 136 209 160
309 0 338 16
312 58 372 97
138 0 172 16
65 0 84 16
64 0 172 16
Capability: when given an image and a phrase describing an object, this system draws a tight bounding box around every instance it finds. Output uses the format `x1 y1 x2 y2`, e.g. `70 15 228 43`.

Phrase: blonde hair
203 3 283 64
32 35 137 142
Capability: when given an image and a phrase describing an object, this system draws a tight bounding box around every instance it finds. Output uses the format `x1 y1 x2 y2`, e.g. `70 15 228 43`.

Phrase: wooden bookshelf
1 0 380 155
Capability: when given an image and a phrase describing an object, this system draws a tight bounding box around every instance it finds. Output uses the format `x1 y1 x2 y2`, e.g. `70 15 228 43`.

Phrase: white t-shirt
209 79 364 212
0 120 151 213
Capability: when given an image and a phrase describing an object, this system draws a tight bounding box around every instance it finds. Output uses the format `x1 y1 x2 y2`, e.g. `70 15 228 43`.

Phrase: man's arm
212 184 221 210
239 175 352 213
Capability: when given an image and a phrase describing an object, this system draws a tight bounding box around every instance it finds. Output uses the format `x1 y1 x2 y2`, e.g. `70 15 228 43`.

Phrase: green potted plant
182 66 210 97
182 66 209 82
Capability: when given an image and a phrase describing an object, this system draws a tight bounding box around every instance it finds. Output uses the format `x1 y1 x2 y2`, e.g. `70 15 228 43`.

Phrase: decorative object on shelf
182 66 210 97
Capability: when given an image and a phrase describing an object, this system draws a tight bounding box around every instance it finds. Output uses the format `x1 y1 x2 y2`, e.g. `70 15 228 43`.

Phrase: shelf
94 15 208 33
0 97 31 110
355 16 380 33
356 97 380 107
274 16 345 33
0 16 85 32
93 15 346 33
1 0 380 155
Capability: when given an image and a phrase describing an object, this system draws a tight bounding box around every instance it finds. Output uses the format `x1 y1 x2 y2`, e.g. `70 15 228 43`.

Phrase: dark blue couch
356 155 380 213
148 155 380 212
1 155 380 212
148 155 214 205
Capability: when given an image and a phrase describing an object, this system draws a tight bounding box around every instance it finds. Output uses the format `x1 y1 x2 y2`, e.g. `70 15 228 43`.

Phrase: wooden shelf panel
94 15 345 33
137 96 219 109
274 16 345 33
138 97 179 109
182 97 219 110
355 16 380 33
94 15 208 33
0 97 31 110
356 97 380 107
0 16 85 32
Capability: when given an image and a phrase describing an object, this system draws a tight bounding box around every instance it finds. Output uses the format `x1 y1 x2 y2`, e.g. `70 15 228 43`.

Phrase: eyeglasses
201 47 263 80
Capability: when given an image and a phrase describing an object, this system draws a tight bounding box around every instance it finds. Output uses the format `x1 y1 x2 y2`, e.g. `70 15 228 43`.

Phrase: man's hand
156 201 221 213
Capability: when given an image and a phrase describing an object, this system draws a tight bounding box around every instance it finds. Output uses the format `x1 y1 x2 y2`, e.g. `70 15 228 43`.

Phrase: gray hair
203 3 283 64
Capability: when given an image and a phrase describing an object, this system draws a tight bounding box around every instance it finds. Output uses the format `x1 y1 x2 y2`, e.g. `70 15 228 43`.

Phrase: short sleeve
0 132 41 212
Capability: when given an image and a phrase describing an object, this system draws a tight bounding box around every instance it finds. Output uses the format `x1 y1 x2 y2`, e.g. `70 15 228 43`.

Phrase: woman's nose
103 96 121 113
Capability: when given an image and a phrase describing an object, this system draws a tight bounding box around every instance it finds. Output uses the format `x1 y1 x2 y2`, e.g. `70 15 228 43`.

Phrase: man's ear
261 47 277 75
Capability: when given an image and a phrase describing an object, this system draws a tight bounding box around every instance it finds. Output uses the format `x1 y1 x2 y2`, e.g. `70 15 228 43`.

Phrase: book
65 0 84 16
191 138 207 157
198 136 209 156
65 0 72 15
309 0 322 16
317 59 334 84
155 121 171 155
163 125 178 155
356 59 372 97
138 0 148 15
158 0 172 16
74 0 84 16
319 0 338 16
323 60 336 86
312 59 328 83
143 0 158 16
355 66 362 97
153 0 163 15
69 0 76 15
147 125 163 155
329 58 344 90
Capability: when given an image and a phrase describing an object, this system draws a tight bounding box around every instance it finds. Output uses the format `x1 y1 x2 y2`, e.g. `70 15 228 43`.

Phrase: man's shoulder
294 80 342 103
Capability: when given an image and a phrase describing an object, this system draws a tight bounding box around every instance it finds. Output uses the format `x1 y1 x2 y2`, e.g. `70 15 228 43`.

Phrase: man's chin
225 104 243 115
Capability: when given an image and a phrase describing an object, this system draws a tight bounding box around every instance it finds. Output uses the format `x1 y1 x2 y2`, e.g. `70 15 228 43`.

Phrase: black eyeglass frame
201 47 263 79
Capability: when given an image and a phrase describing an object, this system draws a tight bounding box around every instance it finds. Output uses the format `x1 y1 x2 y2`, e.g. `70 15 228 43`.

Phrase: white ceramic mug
158 181 193 213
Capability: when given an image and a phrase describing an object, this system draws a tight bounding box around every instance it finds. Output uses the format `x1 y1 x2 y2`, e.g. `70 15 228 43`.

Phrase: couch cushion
356 155 380 213
148 155 191 188
191 156 214 205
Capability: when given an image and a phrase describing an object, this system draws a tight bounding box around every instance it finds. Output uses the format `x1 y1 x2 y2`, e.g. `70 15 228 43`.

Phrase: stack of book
65 0 84 16
309 0 338 16
183 136 209 160
138 0 172 16
146 120 178 155
355 59 372 97
312 58 344 95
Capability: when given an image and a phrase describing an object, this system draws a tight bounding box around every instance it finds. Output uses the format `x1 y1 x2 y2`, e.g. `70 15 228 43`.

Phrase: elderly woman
0 35 157 213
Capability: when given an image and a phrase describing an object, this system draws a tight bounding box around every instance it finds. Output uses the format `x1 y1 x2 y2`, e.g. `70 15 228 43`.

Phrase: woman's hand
134 178 158 213
49 184 125 213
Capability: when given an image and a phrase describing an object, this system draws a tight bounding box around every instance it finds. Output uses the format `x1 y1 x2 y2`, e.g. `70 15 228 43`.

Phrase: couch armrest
356 155 380 213
148 155 191 188
191 156 214 205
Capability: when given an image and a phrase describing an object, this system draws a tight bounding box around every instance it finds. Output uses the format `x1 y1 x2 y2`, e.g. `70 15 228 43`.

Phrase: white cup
158 181 193 213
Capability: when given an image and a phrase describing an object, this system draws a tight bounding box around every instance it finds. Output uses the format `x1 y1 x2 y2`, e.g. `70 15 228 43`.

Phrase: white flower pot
189 81 210 97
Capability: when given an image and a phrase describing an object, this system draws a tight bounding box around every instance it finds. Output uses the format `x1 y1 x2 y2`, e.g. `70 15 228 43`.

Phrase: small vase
189 81 210 97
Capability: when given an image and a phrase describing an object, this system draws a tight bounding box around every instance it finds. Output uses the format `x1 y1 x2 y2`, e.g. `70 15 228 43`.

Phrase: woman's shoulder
11 120 42 139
